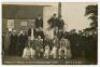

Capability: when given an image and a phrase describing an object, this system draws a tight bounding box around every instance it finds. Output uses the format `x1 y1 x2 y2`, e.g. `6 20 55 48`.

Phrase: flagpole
58 2 61 17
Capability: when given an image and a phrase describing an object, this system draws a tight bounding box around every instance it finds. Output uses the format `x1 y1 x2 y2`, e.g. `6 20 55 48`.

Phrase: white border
0 0 99 67
1 0 99 2
98 1 100 67
0 0 2 66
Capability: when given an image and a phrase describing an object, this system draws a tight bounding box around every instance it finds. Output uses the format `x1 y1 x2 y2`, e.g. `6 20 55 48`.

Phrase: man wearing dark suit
57 15 64 40
34 15 44 39
9 30 18 56
48 13 58 30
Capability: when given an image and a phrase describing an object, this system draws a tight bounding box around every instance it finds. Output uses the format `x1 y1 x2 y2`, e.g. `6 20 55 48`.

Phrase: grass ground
2 56 89 65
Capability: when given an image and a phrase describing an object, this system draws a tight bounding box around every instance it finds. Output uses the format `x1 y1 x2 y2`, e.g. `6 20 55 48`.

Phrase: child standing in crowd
44 45 50 59
50 45 57 59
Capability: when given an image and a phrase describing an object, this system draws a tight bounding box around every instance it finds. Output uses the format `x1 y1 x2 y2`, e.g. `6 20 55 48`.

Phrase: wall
2 5 43 35
43 3 58 39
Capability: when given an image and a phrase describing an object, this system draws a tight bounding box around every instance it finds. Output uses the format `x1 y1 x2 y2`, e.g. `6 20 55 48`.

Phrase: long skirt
22 48 36 59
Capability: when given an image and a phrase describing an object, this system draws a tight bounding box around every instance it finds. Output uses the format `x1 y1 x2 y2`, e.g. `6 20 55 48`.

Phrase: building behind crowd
2 3 59 38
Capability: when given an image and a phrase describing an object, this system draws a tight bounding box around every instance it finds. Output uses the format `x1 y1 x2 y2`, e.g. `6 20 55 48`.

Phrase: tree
85 5 98 31
84 5 98 64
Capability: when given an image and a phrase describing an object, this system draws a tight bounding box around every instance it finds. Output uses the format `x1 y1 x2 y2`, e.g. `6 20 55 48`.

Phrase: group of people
8 30 28 56
64 29 97 63
3 13 72 60
22 35 72 60
3 13 97 63
4 29 72 60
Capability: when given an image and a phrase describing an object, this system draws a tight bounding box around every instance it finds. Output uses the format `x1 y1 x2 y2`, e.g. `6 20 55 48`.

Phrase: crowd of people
2 14 71 60
64 29 97 63
3 29 72 60
2 14 97 63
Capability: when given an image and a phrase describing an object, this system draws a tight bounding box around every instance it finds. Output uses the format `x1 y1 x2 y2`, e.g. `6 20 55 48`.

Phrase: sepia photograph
2 2 98 65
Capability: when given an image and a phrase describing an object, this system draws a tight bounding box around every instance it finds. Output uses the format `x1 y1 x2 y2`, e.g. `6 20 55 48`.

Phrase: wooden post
58 2 61 17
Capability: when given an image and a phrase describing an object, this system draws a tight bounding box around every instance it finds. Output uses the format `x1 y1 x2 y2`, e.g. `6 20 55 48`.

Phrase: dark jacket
35 18 43 28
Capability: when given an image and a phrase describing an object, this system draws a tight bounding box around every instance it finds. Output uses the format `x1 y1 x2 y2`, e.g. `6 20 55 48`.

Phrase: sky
61 2 97 31
41 2 97 32
42 2 97 38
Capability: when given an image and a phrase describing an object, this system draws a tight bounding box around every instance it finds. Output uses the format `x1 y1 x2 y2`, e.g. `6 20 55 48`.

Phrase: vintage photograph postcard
2 2 98 65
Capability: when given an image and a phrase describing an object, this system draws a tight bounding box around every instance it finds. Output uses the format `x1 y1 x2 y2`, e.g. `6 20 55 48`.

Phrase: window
7 19 14 31
20 21 27 26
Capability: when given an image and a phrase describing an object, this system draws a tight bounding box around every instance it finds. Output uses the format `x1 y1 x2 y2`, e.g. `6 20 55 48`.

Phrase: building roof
2 4 50 19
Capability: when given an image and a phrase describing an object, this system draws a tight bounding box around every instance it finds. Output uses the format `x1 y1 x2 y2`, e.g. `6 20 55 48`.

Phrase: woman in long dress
58 38 72 59
50 45 57 59
44 45 50 59
22 44 36 59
